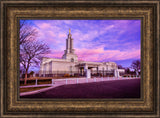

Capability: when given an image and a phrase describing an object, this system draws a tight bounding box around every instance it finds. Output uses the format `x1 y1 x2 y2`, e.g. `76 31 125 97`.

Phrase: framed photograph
0 0 159 117
19 19 141 99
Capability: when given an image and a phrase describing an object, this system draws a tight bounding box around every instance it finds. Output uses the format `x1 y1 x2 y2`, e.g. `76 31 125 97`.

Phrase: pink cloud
58 33 67 38
38 23 51 29
76 48 140 62
44 50 64 58
40 47 140 63
30 20 140 64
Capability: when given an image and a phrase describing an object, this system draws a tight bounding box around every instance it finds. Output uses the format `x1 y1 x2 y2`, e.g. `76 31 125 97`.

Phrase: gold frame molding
0 0 159 118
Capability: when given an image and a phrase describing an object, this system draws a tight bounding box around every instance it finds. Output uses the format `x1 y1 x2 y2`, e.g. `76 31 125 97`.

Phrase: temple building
40 29 124 78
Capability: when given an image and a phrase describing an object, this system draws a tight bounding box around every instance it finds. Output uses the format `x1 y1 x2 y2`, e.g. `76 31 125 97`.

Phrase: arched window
71 58 74 62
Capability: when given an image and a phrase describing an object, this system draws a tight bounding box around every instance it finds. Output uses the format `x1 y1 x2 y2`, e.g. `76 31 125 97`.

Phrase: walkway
20 78 141 98
20 77 138 96
20 77 140 96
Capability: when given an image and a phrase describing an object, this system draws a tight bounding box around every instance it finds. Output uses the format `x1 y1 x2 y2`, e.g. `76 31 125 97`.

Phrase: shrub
29 71 34 75
109 75 113 77
63 74 70 77
123 74 132 77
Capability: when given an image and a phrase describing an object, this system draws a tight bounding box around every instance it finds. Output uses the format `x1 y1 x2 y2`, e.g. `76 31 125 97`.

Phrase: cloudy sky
23 20 141 68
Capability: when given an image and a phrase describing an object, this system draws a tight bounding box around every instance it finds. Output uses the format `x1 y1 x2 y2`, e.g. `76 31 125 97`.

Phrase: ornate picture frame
0 0 159 117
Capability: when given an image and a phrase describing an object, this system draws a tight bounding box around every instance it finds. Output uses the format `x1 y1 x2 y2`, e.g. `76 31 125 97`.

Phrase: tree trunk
24 71 28 85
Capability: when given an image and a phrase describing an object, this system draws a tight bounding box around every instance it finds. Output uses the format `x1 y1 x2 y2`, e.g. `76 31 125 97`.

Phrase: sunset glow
22 20 141 67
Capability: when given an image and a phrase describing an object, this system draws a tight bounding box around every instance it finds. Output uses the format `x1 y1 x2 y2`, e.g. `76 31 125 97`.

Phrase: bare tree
20 20 38 45
125 67 130 74
118 65 124 69
20 20 50 84
131 60 141 76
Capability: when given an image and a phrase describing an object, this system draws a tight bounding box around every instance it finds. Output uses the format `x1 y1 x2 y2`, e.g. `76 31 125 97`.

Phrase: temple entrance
77 63 100 78
79 67 85 76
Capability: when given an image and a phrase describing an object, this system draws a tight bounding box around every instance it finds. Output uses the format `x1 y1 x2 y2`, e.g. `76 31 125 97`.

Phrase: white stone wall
41 61 79 74
105 62 117 70
40 57 118 74
91 62 117 71
51 61 78 71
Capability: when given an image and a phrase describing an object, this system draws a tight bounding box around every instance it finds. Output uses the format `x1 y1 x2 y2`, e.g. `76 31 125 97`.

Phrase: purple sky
24 20 141 68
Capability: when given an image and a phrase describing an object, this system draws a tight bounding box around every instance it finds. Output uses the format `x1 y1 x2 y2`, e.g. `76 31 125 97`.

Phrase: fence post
52 79 54 85
66 79 67 85
86 78 88 83
76 78 78 84
35 79 37 86
101 77 103 81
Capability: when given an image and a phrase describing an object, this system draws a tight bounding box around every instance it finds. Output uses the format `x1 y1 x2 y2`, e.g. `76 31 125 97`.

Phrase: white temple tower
62 29 78 62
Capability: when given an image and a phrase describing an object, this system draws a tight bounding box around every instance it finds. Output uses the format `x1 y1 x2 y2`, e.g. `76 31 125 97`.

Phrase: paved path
20 78 140 98
20 77 140 96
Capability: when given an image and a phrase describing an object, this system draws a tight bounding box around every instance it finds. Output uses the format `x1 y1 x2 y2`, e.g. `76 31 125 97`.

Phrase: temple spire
63 28 74 54
62 29 77 60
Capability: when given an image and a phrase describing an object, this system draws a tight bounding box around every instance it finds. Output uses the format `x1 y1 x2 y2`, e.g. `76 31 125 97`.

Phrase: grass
20 86 50 93
20 80 52 86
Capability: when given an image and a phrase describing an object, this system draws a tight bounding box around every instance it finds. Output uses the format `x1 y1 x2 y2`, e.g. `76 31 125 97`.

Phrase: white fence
20 76 140 88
